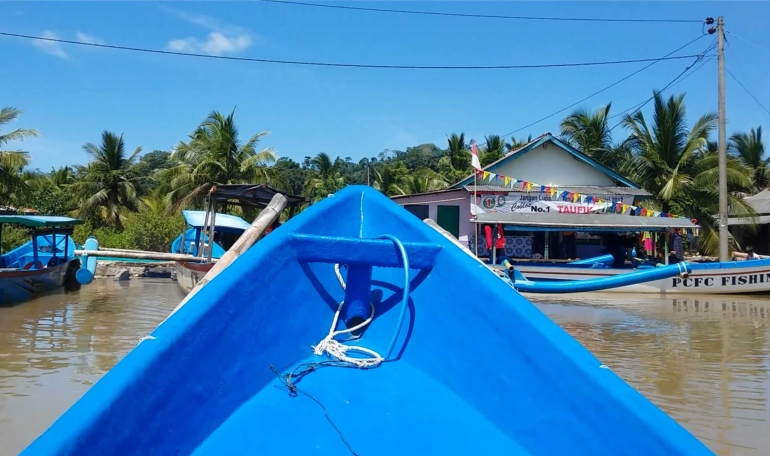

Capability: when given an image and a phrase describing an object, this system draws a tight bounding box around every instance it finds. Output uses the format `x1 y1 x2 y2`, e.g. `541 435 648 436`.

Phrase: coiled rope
313 234 411 367
311 263 384 368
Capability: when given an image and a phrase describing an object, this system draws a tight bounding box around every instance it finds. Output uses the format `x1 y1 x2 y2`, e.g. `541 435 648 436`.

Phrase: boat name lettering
672 273 770 288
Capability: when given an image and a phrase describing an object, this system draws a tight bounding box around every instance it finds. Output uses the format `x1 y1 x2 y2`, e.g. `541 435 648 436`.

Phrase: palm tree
161 108 278 211
560 103 632 170
47 166 74 191
730 126 767 191
0 107 37 205
623 92 756 254
392 168 449 195
69 131 144 229
505 134 532 153
481 135 505 167
446 133 470 172
304 152 344 201
373 162 412 196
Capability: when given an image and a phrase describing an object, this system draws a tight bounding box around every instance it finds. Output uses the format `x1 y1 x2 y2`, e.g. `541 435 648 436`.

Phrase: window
404 204 429 220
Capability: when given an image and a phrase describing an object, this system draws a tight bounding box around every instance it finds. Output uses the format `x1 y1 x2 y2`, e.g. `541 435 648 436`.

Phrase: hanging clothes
643 232 653 255
484 224 506 251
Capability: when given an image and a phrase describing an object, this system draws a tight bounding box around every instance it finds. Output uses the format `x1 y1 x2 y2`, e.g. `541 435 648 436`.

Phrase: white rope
311 264 384 368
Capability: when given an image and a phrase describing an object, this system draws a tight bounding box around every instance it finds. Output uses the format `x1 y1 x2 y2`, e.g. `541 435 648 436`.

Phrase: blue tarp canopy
182 210 251 233
0 215 83 227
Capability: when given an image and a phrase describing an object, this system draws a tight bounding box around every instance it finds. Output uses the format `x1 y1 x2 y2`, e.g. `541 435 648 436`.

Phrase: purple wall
391 189 473 241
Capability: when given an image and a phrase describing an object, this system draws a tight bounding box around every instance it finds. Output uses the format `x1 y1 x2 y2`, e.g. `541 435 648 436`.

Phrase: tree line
0 90 765 254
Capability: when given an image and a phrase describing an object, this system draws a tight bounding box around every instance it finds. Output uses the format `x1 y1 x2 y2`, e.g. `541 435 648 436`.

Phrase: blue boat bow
24 186 712 455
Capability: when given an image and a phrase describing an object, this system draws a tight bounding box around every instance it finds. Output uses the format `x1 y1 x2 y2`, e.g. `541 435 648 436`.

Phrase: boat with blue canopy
0 215 84 305
25 186 712 455
172 210 252 294
171 184 307 294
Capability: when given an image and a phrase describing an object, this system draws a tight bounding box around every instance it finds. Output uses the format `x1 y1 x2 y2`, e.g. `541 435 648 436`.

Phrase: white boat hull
515 262 770 294
175 261 214 295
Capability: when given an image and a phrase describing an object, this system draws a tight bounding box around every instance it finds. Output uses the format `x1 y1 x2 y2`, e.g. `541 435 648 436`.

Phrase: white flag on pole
469 140 482 170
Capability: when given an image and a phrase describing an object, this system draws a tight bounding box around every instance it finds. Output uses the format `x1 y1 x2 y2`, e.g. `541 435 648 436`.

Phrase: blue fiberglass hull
0 262 69 305
23 186 712 455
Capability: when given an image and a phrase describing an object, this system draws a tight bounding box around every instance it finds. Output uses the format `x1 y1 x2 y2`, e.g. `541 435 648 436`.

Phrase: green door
437 205 460 238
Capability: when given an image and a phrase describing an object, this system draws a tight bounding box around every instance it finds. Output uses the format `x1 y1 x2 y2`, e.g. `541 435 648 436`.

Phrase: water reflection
531 294 770 456
0 280 180 455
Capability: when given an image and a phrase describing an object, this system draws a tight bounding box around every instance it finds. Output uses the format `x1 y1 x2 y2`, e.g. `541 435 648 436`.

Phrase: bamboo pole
75 249 211 262
167 193 288 318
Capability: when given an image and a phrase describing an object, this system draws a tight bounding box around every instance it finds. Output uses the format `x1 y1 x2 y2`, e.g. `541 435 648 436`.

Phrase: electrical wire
726 31 770 57
606 40 717 130
499 34 708 138
725 37 770 124
0 31 703 70
607 57 703 131
607 54 715 121
258 0 704 23
726 68 770 117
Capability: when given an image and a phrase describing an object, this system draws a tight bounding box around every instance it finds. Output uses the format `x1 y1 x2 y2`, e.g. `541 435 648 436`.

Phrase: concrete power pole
717 16 729 262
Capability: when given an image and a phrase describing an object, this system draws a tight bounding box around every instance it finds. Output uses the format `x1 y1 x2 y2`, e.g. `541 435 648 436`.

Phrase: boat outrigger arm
472 212 700 265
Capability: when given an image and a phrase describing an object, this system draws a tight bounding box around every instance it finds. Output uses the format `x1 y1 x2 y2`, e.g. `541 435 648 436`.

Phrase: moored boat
171 184 307 295
0 215 84 305
513 255 770 294
24 186 711 455
172 210 251 294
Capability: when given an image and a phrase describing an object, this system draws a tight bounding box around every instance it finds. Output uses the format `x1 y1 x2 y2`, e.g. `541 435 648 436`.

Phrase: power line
0 31 703 70
726 31 770 57
258 0 704 23
604 40 717 128
608 52 710 131
726 68 770 117
499 34 709 138
725 37 770 124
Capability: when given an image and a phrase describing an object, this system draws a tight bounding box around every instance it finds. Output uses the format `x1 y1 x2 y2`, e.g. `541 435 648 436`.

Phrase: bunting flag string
474 169 689 219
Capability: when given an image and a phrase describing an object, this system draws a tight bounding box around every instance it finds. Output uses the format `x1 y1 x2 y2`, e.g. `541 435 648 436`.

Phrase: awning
0 215 83 228
210 184 308 208
473 212 698 232
182 210 252 232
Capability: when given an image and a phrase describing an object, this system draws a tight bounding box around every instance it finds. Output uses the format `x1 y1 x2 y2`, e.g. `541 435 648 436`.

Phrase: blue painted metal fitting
341 264 373 328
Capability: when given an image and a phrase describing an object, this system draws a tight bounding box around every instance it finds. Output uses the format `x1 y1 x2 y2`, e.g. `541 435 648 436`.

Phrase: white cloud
75 32 105 45
168 32 251 55
164 9 252 56
32 31 69 59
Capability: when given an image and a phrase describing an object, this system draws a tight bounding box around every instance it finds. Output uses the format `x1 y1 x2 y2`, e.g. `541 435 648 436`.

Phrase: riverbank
94 260 175 279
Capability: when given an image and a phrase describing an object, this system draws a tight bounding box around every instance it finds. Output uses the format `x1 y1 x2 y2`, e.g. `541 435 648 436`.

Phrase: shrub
1 226 31 252
73 209 185 252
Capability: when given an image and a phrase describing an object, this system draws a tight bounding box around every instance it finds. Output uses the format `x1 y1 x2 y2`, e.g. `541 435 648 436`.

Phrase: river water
1 283 768 455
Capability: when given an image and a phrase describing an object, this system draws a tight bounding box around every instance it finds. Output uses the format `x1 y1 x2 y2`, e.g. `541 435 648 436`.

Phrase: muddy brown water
1 282 768 455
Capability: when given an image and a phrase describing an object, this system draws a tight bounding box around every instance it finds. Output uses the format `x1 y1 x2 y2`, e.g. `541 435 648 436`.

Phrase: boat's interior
0 234 74 269
25 187 711 456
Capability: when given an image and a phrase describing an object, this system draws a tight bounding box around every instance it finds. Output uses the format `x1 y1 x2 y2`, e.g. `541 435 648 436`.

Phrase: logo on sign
481 195 506 209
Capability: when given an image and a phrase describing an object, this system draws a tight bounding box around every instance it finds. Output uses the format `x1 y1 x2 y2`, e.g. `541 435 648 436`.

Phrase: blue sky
2 1 769 169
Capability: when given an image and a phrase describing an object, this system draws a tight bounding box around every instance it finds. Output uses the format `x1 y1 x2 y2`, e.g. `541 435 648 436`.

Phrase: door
404 204 429 220
437 205 460 238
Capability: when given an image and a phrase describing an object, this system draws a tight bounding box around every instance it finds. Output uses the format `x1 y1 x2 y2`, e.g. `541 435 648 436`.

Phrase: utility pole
717 16 728 262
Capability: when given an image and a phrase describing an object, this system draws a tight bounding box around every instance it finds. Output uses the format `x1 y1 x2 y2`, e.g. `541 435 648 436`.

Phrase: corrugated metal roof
474 212 697 231
728 215 770 226
743 189 770 214
464 184 650 197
